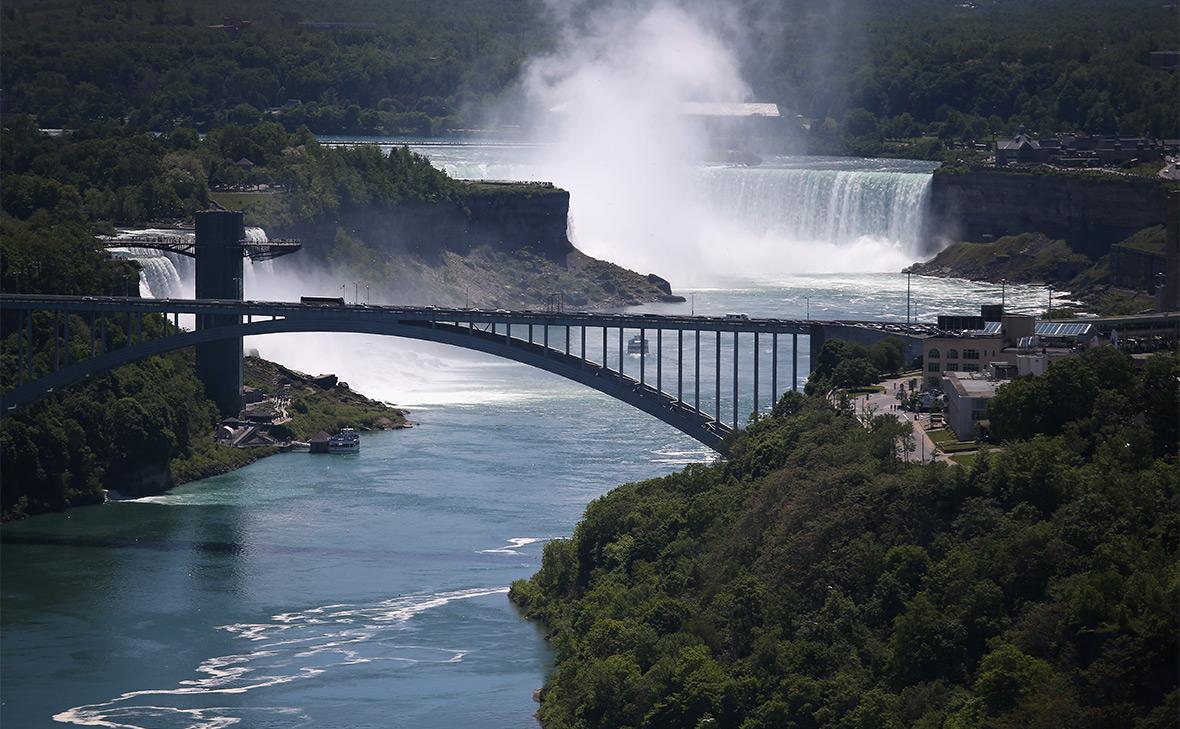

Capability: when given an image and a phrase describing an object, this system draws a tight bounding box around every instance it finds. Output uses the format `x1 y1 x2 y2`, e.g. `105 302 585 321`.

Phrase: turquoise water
0 278 1051 728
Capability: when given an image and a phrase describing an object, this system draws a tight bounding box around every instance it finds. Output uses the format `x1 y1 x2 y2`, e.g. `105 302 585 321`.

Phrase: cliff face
929 167 1170 257
270 181 681 309
277 182 572 264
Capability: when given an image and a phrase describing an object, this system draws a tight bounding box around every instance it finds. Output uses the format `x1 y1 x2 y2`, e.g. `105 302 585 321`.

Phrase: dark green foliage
1 0 1174 149
804 339 885 393
513 369 1178 727
988 347 1177 457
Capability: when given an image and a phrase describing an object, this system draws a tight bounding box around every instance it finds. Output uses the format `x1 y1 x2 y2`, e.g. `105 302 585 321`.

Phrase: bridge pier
194 210 246 417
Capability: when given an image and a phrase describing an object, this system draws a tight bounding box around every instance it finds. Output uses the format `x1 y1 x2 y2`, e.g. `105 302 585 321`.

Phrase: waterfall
403 143 940 278
243 227 275 297
105 232 194 300
697 162 934 251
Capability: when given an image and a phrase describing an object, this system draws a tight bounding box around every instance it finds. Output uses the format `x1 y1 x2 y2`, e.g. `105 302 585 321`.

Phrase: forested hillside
512 347 1179 728
2 0 1175 151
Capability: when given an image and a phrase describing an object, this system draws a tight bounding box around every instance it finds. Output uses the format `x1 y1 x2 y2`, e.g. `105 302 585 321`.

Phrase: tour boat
328 428 361 453
626 335 648 354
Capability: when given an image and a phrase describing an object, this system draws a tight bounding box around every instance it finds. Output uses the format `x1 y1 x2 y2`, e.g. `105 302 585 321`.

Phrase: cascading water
105 229 195 299
698 159 935 248
243 226 276 297
377 141 940 280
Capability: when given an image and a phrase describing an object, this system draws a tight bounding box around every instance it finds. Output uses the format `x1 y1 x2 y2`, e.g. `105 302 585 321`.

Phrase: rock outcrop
928 166 1171 258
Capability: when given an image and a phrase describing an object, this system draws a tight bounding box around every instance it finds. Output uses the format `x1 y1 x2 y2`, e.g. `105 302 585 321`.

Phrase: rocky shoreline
905 230 1159 315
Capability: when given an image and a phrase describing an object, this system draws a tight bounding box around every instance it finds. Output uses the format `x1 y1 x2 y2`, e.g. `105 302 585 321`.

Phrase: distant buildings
920 307 1097 389
994 131 1179 167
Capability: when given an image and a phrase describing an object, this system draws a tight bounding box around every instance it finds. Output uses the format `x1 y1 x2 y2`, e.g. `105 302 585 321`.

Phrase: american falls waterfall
243 226 276 295
105 230 193 299
108 226 279 300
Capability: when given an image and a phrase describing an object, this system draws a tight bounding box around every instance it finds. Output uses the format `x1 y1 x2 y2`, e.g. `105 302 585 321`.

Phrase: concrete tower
194 210 246 416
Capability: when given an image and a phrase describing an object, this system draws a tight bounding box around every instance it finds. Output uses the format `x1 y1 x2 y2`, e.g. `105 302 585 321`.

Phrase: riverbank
168 356 410 494
510 349 1179 727
905 228 1163 315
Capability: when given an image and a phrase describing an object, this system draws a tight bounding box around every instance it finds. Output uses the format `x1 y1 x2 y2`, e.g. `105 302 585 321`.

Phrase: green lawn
951 452 981 467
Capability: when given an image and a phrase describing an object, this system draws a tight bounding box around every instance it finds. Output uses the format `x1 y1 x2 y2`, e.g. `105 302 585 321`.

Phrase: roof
309 431 331 443
978 321 1094 337
944 372 1007 398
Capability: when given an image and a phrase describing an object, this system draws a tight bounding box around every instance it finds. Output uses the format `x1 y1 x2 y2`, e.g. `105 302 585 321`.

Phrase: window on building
945 363 959 371
928 362 941 372
947 349 959 359
928 348 940 359
964 349 980 360
963 363 980 372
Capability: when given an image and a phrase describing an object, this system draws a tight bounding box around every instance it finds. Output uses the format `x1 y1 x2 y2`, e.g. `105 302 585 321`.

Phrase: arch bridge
0 295 859 453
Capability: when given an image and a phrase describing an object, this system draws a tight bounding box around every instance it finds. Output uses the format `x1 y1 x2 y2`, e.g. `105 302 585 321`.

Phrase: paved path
851 375 946 463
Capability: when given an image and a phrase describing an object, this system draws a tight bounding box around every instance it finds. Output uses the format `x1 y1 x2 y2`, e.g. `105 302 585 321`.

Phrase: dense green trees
2 0 1175 148
512 350 1178 728
0 216 258 517
804 337 905 393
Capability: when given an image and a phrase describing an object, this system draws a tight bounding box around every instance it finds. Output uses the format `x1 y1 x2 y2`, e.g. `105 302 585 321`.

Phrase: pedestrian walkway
850 374 946 463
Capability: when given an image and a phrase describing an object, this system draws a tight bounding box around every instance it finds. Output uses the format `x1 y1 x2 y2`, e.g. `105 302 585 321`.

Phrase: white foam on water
53 587 508 729
477 537 551 555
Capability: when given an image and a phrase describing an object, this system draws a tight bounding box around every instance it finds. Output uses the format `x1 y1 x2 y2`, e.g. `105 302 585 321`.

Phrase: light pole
1047 285 1053 319
806 296 810 320
691 292 695 316
1000 278 1006 310
366 284 370 304
906 271 912 324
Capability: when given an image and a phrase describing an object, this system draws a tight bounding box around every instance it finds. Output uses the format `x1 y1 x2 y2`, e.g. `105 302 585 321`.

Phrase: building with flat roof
942 369 1010 441
920 307 1094 388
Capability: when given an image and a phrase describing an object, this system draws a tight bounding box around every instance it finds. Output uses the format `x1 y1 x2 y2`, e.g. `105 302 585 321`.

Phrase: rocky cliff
928 166 1171 257
272 181 682 309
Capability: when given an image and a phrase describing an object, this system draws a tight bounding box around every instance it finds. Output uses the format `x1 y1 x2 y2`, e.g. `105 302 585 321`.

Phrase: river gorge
2 146 1055 728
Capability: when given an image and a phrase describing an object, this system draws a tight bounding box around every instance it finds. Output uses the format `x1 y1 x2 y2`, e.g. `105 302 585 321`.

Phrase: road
852 375 945 463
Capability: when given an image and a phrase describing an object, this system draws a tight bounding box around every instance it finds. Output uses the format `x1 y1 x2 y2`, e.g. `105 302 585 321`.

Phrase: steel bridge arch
2 316 734 452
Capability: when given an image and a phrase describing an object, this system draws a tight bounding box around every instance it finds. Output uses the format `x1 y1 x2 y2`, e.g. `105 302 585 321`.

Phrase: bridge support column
714 331 720 424
733 331 739 427
694 331 700 412
677 329 683 403
792 333 799 391
194 210 246 417
772 333 778 406
656 330 662 393
640 328 645 385
753 332 759 415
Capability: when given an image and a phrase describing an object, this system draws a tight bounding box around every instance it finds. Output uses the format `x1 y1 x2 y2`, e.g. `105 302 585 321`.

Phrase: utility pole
906 271 912 325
